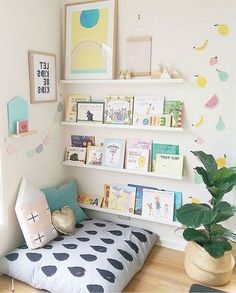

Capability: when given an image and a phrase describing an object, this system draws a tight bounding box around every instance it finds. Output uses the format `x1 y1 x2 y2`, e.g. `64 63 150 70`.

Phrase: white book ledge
63 161 183 180
61 121 184 132
60 78 184 85
79 203 182 227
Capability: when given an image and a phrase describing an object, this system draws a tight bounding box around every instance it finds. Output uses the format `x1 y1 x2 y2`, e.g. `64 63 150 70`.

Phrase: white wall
62 0 236 250
0 0 66 256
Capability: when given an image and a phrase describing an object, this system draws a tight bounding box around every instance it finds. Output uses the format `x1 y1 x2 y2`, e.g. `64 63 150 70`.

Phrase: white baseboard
155 237 186 251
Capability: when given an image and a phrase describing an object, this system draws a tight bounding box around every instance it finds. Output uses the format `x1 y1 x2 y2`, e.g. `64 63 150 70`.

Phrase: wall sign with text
28 51 57 103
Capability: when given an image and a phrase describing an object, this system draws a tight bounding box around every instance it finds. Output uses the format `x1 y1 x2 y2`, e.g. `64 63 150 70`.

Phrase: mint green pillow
41 180 87 223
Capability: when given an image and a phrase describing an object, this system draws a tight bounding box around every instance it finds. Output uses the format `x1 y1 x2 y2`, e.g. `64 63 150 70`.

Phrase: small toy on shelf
171 70 182 79
119 71 125 79
160 66 171 79
125 71 131 79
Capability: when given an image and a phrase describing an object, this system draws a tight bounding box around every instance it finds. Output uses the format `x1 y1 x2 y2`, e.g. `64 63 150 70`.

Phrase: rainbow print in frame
65 0 117 80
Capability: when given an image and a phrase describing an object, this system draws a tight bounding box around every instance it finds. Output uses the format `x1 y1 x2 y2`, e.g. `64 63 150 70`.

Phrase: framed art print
28 51 57 103
126 36 152 77
65 0 117 80
76 102 104 123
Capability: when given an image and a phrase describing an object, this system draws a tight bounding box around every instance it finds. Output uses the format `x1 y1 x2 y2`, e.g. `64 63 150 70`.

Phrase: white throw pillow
15 178 58 249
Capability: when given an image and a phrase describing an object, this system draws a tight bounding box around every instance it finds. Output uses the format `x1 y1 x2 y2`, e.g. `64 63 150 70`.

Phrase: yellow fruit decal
194 75 207 87
214 24 229 36
192 114 205 128
193 39 208 51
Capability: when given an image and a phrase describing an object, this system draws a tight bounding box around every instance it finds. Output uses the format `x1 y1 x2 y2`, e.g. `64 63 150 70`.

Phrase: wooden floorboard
0 246 235 292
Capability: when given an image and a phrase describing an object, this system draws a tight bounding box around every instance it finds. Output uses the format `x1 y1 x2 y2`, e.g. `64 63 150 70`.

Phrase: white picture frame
28 51 57 103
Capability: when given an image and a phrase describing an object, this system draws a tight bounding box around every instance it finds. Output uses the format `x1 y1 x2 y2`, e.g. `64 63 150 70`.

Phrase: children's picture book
108 184 136 214
126 139 152 171
155 154 184 179
163 100 183 128
125 148 149 172
71 135 95 147
86 146 103 166
102 138 126 169
100 184 111 209
142 189 175 222
16 120 28 134
64 147 86 164
173 191 182 222
152 143 180 172
65 94 91 122
77 193 100 206
128 184 159 215
76 102 104 123
133 96 165 126
104 96 134 125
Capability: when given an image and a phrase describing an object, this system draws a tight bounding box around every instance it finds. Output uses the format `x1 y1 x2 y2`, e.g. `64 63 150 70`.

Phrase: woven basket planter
184 241 235 286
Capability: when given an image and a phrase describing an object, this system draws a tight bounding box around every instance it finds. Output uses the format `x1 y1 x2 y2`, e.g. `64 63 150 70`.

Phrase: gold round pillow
52 206 76 235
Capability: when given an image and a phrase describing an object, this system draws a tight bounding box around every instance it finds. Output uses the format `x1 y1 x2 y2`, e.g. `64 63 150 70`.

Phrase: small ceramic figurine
125 71 131 79
160 66 171 79
171 70 182 79
119 71 125 79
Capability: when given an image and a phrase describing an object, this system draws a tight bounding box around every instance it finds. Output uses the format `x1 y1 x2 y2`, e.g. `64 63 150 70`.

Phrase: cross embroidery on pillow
27 212 39 223
34 233 45 243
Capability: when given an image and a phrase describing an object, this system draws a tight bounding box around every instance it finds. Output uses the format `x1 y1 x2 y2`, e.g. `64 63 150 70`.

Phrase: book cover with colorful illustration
86 146 103 165
142 189 175 222
125 148 149 172
104 96 134 125
126 139 152 171
71 135 95 147
100 184 111 209
77 193 100 206
108 184 136 214
128 184 159 215
133 96 165 126
163 100 183 127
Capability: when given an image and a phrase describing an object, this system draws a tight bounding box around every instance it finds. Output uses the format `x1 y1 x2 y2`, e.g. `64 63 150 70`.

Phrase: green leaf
203 239 232 258
210 224 236 242
183 228 210 243
191 151 218 174
194 167 213 186
177 203 213 227
206 186 222 199
213 201 234 223
213 168 236 192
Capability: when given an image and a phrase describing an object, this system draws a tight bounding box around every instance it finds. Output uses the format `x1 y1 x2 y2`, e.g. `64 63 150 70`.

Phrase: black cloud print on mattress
0 219 157 293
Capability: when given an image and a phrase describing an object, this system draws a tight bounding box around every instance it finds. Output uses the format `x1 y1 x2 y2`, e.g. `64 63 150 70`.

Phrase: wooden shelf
60 78 184 85
10 130 37 138
61 121 184 132
80 204 182 227
63 161 183 180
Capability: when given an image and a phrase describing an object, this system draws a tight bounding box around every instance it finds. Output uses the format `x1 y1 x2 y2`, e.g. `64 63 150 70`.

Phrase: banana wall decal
192 114 205 128
193 39 208 51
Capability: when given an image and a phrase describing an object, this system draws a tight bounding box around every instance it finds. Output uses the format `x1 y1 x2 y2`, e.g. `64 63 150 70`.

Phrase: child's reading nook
0 0 236 292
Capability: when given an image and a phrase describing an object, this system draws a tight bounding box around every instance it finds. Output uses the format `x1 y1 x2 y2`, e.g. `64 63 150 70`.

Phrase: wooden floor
0 246 235 292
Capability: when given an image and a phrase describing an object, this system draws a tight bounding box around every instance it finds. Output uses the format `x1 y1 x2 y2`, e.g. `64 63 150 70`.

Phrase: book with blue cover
128 184 160 215
173 191 182 221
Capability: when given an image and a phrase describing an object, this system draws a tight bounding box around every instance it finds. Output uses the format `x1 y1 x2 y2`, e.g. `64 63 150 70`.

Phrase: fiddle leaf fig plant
177 151 236 258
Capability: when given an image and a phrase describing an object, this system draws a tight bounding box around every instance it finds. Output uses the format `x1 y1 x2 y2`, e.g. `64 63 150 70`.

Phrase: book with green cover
163 100 183 127
152 143 179 171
